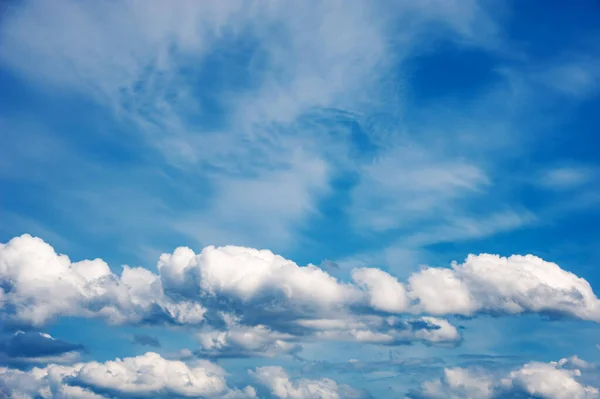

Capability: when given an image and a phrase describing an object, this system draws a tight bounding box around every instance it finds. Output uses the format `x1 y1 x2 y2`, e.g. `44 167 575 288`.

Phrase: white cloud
421 367 494 398
251 366 365 399
0 234 206 326
359 253 600 321
0 364 106 399
417 356 600 399
196 315 301 358
157 241 359 310
3 234 600 331
407 267 475 315
297 316 460 346
0 352 256 398
352 268 408 313
502 359 599 399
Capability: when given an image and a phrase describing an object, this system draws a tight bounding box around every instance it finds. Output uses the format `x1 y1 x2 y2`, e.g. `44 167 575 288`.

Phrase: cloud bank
2 234 600 360
0 352 256 398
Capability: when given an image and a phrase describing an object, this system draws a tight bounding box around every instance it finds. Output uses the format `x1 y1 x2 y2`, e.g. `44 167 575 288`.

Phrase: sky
1 0 600 398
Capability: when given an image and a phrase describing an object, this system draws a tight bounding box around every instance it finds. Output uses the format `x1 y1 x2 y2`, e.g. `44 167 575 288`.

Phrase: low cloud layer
413 356 599 399
2 234 600 360
0 352 256 399
1 237 600 397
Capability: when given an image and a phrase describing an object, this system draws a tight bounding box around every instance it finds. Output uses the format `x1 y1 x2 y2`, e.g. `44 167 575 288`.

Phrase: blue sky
1 0 600 398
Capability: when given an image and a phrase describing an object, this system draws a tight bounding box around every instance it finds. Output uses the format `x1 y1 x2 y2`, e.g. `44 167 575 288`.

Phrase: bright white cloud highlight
157 243 359 309
0 234 206 326
357 253 600 321
352 268 408 313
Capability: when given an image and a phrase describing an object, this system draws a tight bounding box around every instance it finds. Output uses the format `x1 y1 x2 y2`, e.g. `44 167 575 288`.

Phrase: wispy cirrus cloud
0 0 513 255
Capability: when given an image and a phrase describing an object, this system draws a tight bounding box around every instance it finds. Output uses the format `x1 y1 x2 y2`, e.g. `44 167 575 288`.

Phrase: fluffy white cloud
357 253 600 321
502 359 599 399
3 234 599 344
0 364 106 399
0 235 461 354
416 356 599 399
0 352 256 399
158 244 359 309
352 268 408 313
421 367 494 399
421 253 600 320
251 366 364 399
0 234 206 326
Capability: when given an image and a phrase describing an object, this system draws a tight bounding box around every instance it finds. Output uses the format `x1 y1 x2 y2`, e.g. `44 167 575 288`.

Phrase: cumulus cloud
352 268 408 313
502 359 599 399
0 234 206 326
356 253 600 321
2 233 599 357
251 366 366 399
0 352 256 399
0 234 462 357
413 356 599 399
419 367 494 399
155 237 600 323
157 243 359 310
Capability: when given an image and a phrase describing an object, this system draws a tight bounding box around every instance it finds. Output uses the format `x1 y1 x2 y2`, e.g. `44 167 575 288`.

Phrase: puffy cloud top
352 268 408 313
416 356 599 399
503 360 599 399
2 234 600 340
356 253 600 321
0 235 206 326
158 245 359 309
